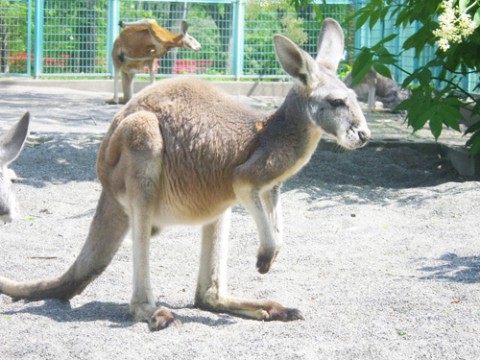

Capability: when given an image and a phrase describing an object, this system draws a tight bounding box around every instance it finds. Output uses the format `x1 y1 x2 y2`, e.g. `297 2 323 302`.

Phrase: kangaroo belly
154 167 237 225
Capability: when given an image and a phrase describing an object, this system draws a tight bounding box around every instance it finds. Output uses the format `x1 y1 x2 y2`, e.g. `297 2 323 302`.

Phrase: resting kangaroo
108 19 201 104
344 68 410 112
0 19 370 331
0 112 30 223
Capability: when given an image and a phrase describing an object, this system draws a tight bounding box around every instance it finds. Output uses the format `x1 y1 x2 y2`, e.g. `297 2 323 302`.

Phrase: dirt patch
1 85 479 360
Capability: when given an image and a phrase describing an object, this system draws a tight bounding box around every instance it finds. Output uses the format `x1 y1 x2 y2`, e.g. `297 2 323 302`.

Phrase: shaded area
418 253 480 284
12 133 102 187
284 140 463 206
1 299 236 328
11 133 464 191
0 88 118 134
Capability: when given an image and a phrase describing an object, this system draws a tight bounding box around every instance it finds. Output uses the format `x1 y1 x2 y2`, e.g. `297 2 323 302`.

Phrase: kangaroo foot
105 97 126 105
148 307 180 331
265 302 304 321
196 295 304 322
131 303 179 331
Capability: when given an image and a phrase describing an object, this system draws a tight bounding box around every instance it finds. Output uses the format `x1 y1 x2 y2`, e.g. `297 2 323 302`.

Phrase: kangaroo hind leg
128 209 175 331
115 111 175 331
194 209 303 322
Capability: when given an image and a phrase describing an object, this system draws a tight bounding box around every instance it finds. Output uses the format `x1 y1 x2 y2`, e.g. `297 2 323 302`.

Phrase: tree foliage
353 0 480 154
292 0 480 154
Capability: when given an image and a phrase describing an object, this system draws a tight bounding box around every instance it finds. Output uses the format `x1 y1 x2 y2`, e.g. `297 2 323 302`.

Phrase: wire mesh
0 0 31 75
243 2 355 78
41 0 108 75
0 0 379 81
119 1 233 78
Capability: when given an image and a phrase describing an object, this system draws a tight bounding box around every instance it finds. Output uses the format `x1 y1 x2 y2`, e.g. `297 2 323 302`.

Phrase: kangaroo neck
251 91 322 186
261 90 319 145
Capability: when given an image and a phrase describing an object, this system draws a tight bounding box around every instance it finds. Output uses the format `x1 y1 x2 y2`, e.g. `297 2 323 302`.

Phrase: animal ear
181 20 188 35
315 18 345 73
0 112 30 166
273 34 319 91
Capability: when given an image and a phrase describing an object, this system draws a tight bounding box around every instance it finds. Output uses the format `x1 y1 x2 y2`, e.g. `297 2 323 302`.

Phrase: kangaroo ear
316 18 345 73
181 20 188 34
273 34 319 91
0 112 30 166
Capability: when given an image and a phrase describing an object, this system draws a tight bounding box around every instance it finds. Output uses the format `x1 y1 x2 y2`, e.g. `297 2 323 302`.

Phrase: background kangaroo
0 19 370 331
0 112 30 223
344 68 410 112
108 19 201 104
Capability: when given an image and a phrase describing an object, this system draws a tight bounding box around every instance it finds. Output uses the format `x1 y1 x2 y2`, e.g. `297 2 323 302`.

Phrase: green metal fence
0 0 355 80
6 0 476 90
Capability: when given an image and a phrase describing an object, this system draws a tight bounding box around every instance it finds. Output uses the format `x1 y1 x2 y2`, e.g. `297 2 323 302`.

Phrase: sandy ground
0 83 479 360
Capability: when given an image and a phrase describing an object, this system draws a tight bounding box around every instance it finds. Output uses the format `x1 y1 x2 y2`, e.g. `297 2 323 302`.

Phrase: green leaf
351 50 373 85
375 33 398 47
474 9 480 27
356 10 372 29
373 63 392 79
430 117 443 139
459 0 470 12
466 130 480 155
465 120 480 135
418 68 433 87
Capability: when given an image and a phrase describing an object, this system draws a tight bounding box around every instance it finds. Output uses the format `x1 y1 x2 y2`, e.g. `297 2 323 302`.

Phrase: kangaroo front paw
148 307 180 331
256 249 279 274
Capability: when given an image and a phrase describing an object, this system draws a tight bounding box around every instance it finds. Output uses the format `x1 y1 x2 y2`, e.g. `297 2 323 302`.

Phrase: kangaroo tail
0 191 129 301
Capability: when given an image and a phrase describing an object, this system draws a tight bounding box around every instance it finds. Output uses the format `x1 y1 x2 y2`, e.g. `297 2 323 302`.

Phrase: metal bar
232 0 244 80
26 0 32 76
107 0 119 76
33 0 44 78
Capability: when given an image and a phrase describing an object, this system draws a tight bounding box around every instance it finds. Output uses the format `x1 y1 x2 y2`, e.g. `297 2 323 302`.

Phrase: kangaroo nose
358 130 370 144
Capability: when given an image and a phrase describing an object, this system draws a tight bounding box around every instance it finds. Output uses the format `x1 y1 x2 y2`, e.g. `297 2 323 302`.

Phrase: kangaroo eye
328 98 345 108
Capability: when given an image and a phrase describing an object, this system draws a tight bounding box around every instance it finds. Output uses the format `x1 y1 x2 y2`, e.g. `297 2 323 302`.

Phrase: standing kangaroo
108 19 201 105
0 112 30 223
0 19 370 331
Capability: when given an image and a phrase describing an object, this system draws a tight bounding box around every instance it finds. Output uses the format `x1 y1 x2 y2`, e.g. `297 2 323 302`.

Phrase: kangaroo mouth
337 127 371 150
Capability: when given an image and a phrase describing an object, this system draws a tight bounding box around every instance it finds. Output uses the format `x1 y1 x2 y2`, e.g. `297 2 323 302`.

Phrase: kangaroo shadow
418 253 480 283
0 299 237 329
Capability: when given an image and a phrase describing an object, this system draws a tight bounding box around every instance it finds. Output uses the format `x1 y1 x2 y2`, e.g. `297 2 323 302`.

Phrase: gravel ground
1 84 479 360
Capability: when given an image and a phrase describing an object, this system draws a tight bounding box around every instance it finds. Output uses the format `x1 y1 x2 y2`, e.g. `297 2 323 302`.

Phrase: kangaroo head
274 18 370 150
0 112 30 223
180 20 201 52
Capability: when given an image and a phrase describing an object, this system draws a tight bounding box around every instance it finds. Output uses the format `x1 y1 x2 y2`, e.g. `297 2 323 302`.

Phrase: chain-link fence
0 0 355 79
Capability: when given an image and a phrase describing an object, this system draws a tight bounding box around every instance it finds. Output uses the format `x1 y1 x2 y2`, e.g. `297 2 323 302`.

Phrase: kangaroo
107 19 201 105
0 112 30 223
344 68 410 112
0 19 370 331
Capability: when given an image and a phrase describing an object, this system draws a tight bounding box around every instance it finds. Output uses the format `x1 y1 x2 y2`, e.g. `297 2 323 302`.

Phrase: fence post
33 0 44 78
107 0 119 77
26 0 33 77
232 0 245 80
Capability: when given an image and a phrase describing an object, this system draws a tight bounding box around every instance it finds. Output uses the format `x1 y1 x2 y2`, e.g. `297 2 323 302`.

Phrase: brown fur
0 19 370 331
107 19 201 105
